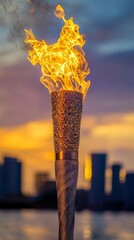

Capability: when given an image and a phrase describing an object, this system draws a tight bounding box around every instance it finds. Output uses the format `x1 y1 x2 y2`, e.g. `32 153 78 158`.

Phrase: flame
24 5 90 96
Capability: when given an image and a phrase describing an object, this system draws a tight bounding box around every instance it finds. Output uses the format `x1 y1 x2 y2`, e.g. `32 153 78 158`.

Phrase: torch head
51 90 83 161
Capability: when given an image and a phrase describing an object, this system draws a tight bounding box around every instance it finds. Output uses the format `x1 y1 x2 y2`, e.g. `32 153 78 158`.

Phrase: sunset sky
0 0 134 194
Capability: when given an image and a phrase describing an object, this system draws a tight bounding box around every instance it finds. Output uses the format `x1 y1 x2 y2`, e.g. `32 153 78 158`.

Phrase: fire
24 5 90 97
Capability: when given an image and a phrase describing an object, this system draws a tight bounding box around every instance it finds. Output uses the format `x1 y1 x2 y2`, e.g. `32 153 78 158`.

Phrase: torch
24 5 90 240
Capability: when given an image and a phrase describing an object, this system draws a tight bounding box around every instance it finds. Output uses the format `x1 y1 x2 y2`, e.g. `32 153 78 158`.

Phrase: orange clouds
80 112 134 151
0 120 53 150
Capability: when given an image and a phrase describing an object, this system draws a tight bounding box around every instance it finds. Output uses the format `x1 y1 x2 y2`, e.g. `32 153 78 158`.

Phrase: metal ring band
56 151 78 161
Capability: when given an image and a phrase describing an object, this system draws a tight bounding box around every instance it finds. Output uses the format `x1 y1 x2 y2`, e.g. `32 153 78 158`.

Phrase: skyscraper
4 157 22 197
0 164 4 198
111 164 122 204
35 172 50 194
90 153 107 210
124 173 134 210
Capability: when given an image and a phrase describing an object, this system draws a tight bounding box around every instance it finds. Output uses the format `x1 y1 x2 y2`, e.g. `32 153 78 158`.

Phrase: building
0 165 4 198
89 153 107 210
111 164 123 204
124 173 134 210
38 180 57 209
4 157 22 197
76 189 88 210
35 172 50 194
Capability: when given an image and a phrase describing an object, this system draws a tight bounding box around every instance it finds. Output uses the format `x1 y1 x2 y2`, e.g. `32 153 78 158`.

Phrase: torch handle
55 160 78 240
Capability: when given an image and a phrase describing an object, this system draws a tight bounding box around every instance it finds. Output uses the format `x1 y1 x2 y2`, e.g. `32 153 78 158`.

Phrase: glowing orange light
106 168 112 178
84 156 92 181
24 5 90 97
120 168 126 183
105 168 112 194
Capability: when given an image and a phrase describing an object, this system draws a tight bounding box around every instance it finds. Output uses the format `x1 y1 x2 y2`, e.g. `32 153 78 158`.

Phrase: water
0 210 133 240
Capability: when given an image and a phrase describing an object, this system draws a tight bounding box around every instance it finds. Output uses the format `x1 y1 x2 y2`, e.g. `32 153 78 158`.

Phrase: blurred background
0 0 134 239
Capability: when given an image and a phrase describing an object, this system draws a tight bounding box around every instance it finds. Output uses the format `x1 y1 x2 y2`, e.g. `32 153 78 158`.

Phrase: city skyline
0 153 134 212
0 151 132 195
0 0 134 194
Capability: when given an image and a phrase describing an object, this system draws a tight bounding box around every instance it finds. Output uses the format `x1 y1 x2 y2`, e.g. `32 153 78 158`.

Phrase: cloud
76 0 134 56
0 120 53 150
2 111 133 154
88 0 134 26
0 48 134 128
80 112 134 152
95 14 134 55
0 60 51 127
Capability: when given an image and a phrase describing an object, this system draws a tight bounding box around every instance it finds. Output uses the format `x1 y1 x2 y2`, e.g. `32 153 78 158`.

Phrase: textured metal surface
51 90 83 156
51 90 82 239
55 160 78 240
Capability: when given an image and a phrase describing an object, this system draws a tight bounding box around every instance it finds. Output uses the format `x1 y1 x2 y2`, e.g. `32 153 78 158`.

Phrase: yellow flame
24 5 90 97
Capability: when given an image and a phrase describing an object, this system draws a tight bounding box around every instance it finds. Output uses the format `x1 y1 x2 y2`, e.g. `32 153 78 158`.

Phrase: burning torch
24 5 90 240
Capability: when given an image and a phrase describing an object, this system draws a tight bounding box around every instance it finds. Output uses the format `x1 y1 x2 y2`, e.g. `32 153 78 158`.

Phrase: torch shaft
55 160 78 240
51 90 82 240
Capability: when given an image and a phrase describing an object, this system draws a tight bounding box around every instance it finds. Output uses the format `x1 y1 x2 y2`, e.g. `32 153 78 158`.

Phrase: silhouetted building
76 189 88 211
90 153 107 210
38 180 57 209
0 165 4 198
16 161 22 195
43 181 56 193
111 164 123 205
4 157 22 197
124 173 134 210
35 172 50 194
